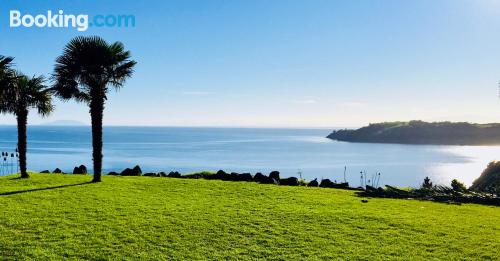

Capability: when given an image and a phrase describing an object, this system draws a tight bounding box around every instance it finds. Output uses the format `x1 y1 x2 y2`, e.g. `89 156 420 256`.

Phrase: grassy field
0 174 499 260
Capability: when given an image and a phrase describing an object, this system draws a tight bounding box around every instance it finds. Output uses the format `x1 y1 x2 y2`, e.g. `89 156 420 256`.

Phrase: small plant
422 176 433 189
298 178 308 186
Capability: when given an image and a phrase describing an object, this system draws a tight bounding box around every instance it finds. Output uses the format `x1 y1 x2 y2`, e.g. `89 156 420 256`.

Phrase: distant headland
327 121 500 145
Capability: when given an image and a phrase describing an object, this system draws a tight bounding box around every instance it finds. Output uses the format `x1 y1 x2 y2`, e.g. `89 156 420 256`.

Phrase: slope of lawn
0 174 499 260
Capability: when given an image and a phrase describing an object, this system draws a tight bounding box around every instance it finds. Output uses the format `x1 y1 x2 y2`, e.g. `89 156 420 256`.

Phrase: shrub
184 171 214 179
471 161 500 194
421 177 433 189
451 179 466 192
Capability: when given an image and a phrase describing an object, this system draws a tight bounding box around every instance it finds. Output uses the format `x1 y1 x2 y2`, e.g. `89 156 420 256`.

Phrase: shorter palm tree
0 72 53 178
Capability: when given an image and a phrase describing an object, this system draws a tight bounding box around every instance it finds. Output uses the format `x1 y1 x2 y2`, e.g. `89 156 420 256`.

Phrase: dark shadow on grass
0 182 93 196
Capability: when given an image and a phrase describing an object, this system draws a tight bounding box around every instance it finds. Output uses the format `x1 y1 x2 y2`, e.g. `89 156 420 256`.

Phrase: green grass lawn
0 174 499 260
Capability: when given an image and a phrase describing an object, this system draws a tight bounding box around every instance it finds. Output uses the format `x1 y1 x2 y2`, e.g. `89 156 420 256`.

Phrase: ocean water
0 125 498 187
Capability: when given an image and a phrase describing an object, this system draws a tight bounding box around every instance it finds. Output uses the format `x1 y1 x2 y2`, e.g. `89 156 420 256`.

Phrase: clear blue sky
1 0 500 127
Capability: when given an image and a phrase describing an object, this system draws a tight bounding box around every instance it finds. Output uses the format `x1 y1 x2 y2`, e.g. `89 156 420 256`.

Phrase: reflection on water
425 146 499 186
0 126 497 187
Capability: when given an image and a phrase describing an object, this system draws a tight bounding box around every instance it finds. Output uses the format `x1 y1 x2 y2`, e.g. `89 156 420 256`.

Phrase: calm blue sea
0 125 498 187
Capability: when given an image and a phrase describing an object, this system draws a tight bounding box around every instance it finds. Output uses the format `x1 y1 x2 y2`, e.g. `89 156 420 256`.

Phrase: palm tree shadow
0 182 93 196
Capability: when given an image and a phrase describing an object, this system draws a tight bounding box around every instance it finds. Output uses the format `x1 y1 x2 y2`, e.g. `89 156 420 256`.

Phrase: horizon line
0 124 346 130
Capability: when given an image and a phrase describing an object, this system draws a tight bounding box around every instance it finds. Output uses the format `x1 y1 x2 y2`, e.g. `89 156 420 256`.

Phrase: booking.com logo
9 10 135 31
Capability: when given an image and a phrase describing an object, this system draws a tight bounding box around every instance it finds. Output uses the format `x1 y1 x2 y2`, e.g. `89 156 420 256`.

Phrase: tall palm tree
53 36 136 182
0 72 53 178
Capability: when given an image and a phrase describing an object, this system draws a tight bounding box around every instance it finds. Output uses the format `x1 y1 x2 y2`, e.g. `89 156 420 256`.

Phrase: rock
308 178 319 187
238 173 253 182
78 165 87 174
212 170 231 180
40 170 50 173
318 179 350 189
121 165 142 176
319 179 334 188
216 170 227 175
269 171 280 181
331 182 349 189
53 168 62 174
365 185 378 192
120 168 133 176
168 171 181 178
240 173 253 181
230 172 240 181
132 165 142 176
280 177 299 186
252 172 278 184
253 172 266 182
72 165 88 175
143 172 158 177
107 171 119 176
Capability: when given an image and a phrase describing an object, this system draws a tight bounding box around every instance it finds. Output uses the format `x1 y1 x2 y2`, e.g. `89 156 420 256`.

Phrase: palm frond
0 55 14 70
0 72 54 117
52 36 136 103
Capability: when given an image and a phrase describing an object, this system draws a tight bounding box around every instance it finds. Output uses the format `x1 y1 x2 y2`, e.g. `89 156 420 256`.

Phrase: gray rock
280 177 299 186
269 171 280 181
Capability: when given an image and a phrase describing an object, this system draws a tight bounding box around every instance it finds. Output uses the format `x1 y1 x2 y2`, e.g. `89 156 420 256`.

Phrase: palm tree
0 56 14 87
52 36 136 182
0 71 53 178
0 55 14 71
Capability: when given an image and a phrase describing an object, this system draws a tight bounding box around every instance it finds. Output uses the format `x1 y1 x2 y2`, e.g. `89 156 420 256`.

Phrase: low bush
471 161 500 194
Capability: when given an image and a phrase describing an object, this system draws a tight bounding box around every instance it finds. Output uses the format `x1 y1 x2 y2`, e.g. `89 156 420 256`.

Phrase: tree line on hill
328 121 500 145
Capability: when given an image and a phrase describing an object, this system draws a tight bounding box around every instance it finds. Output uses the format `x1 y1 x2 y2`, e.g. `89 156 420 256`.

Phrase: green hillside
0 174 498 260
328 121 500 145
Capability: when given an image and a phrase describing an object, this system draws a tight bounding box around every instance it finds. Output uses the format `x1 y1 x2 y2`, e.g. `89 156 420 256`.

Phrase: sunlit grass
0 174 498 259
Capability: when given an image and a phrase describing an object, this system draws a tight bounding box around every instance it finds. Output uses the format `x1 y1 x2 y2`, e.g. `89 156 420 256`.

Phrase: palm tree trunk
90 98 104 182
17 110 28 178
